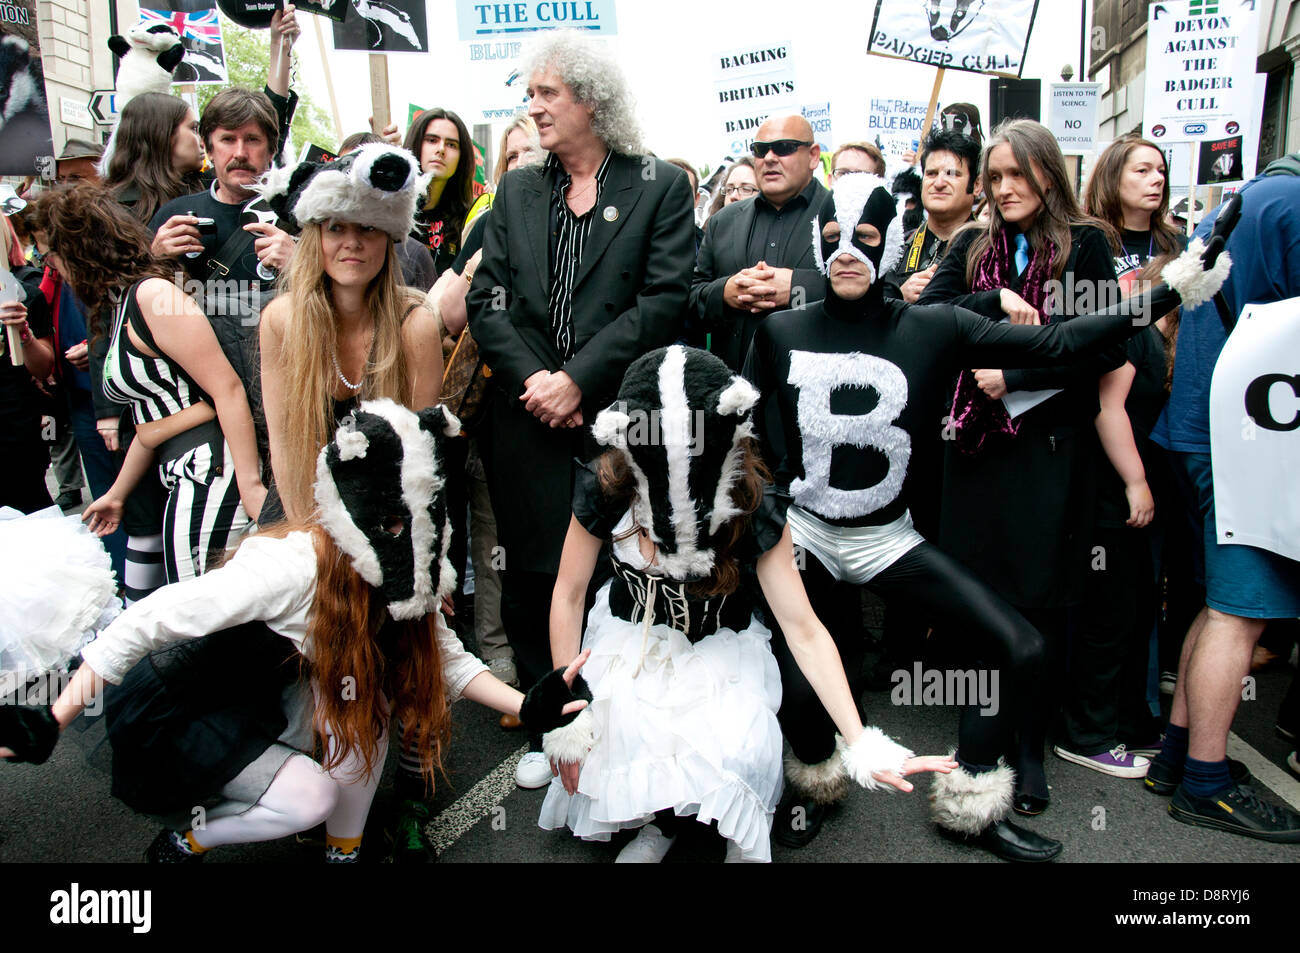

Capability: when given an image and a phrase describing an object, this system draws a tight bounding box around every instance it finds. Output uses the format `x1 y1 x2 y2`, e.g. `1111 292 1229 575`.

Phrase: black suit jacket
466 152 694 572
689 180 831 372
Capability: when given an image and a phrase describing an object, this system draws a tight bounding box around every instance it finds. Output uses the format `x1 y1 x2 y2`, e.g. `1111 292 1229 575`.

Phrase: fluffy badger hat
812 172 906 285
591 345 760 579
256 143 427 241
314 399 461 620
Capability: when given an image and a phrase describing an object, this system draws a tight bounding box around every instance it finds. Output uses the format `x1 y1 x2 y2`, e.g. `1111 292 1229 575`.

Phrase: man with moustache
690 114 830 372
148 88 296 451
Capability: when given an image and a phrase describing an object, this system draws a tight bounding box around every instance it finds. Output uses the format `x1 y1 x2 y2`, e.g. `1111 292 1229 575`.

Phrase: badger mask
590 346 759 580
257 143 428 242
314 399 461 620
812 173 905 286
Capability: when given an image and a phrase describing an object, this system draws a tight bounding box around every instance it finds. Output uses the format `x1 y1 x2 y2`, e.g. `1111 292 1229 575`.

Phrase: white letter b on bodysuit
787 350 911 519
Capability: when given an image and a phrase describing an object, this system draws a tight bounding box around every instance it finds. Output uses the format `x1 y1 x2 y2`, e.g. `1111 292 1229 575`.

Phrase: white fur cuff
928 757 1015 835
837 727 914 791
1162 239 1232 310
542 708 594 766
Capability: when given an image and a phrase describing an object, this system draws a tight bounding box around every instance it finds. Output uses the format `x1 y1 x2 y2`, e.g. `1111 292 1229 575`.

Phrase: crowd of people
1 21 1298 865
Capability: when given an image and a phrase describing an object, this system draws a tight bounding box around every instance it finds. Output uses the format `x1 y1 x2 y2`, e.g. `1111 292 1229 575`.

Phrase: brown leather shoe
498 713 524 731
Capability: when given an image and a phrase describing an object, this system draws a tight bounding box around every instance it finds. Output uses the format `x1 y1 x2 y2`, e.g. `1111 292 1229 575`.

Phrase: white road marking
1226 731 1300 811
425 744 530 853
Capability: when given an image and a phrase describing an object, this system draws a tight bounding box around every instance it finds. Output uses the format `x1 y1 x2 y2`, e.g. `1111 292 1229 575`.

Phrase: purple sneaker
1122 734 1164 758
1053 744 1150 779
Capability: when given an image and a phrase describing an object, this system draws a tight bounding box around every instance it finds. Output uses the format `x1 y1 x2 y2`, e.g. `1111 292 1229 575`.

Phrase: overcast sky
291 0 1089 165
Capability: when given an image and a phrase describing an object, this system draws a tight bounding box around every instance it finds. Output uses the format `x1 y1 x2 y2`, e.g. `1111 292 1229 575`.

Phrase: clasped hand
522 369 583 429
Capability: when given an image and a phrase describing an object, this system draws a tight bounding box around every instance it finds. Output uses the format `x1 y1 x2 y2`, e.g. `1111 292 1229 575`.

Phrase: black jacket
689 179 830 372
466 152 695 573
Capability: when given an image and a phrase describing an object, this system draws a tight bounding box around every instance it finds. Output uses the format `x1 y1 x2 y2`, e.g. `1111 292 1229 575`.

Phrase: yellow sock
183 830 210 854
326 833 363 856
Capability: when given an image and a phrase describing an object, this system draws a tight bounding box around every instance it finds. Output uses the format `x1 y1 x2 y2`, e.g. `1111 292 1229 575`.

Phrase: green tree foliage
196 21 338 156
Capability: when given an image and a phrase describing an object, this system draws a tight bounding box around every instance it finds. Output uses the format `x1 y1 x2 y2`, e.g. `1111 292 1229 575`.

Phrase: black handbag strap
202 222 256 281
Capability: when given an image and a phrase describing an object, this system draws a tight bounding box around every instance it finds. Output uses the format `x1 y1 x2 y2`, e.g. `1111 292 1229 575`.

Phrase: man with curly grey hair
466 30 696 790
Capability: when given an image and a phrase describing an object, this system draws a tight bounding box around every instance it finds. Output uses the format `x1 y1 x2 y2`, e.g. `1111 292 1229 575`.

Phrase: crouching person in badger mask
742 173 1239 861
0 401 590 863
536 345 957 863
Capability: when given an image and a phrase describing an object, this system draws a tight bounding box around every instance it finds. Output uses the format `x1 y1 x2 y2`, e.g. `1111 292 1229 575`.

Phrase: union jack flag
139 8 223 45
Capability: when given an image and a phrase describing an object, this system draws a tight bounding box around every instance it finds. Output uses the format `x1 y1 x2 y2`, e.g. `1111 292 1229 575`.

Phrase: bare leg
1184 609 1266 762
1167 606 1209 729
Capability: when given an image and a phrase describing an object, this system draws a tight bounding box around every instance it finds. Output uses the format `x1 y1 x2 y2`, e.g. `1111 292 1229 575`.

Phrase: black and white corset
604 511 755 644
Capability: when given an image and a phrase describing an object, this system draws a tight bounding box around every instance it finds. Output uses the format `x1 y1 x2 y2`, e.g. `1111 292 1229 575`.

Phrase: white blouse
80 531 488 703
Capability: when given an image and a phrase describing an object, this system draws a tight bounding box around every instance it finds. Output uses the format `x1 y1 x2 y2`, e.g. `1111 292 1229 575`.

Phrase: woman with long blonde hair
258 145 442 524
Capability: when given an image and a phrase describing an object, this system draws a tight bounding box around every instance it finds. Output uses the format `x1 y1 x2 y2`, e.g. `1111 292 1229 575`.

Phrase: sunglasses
750 139 813 159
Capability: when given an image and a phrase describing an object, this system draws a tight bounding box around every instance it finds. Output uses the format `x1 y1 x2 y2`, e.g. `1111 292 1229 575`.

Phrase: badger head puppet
314 399 461 620
256 143 427 241
591 345 760 580
107 24 186 105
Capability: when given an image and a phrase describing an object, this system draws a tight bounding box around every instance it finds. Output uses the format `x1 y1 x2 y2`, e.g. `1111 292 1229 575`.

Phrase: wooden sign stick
919 67 947 145
312 13 344 143
369 53 391 133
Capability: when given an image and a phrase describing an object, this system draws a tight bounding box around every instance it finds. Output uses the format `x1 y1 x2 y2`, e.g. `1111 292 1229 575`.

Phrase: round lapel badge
602 205 618 222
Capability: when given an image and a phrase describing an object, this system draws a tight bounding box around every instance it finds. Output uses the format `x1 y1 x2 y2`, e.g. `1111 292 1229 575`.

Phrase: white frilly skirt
538 580 784 862
0 506 121 678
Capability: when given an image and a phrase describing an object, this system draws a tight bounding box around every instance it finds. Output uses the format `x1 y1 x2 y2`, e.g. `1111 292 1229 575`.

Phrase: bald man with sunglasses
690 115 830 371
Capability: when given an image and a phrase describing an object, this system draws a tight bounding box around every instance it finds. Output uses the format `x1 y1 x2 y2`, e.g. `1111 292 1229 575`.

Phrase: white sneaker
615 824 676 863
487 657 518 687
514 751 552 789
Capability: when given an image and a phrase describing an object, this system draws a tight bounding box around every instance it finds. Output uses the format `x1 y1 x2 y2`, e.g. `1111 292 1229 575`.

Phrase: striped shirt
102 283 210 424
547 150 613 360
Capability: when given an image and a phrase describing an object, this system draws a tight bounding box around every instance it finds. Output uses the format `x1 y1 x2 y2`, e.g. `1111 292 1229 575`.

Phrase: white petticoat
0 506 121 679
538 579 784 862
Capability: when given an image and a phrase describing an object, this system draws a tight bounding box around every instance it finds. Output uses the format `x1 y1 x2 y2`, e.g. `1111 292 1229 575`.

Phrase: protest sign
1143 0 1261 143
1210 296 1300 561
0 0 53 176
867 96 929 163
333 0 428 53
455 0 617 39
713 40 798 157
1049 83 1101 154
868 0 1040 77
141 5 228 84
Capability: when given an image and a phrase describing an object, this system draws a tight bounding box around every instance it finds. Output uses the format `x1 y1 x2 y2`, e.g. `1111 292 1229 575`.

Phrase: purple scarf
949 228 1056 454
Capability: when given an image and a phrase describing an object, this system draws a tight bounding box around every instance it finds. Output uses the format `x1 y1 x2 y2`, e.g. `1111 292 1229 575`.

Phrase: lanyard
904 225 929 272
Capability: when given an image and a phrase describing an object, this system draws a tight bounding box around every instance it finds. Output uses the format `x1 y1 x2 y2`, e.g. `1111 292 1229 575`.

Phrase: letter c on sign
1244 374 1300 432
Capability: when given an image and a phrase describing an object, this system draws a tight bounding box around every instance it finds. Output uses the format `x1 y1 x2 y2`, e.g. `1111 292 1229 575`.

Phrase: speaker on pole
989 78 1042 128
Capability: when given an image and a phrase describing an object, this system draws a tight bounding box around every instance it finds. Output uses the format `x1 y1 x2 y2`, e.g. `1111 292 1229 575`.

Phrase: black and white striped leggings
157 422 251 584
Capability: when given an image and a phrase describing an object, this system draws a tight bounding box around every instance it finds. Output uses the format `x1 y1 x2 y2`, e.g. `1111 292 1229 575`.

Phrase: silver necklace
332 351 363 391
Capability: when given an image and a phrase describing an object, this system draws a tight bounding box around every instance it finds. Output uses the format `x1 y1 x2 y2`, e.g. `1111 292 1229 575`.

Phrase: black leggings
771 540 1046 771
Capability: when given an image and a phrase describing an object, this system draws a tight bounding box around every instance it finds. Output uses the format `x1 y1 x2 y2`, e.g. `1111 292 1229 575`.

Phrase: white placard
1142 0 1262 144
867 0 1040 77
867 96 929 163
1210 296 1300 561
1048 83 1101 154
713 41 798 158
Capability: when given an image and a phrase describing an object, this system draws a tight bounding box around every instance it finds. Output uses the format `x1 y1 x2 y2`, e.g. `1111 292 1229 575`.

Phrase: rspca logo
1183 122 1208 135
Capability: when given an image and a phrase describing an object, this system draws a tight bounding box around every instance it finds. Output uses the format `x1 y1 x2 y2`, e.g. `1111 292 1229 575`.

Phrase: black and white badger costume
743 175 1237 857
98 24 186 176
537 346 919 862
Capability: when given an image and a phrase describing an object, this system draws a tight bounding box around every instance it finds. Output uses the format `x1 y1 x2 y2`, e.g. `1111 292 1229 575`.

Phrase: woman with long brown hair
35 183 265 584
537 346 954 862
918 119 1123 814
0 400 588 863
103 92 206 224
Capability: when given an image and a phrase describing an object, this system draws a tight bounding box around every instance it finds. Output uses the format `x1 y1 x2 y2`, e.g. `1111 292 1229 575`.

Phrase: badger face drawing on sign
926 0 984 42
353 0 423 51
592 346 760 580
314 400 461 620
